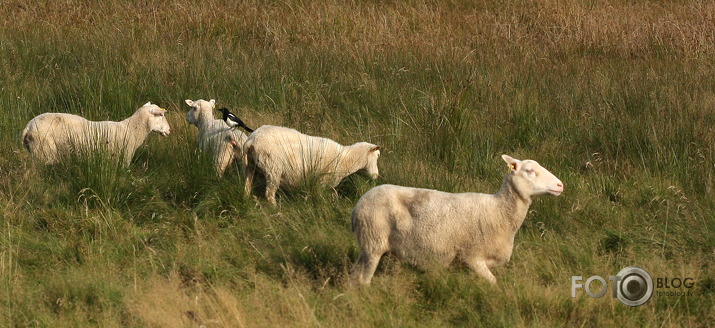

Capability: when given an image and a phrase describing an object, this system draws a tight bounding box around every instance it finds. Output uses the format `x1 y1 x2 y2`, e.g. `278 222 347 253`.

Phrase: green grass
1 0 714 326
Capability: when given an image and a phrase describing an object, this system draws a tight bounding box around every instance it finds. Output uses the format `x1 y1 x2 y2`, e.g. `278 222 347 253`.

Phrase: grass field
1 0 714 326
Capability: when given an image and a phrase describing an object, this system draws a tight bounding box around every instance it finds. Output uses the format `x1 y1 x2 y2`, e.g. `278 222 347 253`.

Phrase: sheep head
143 102 171 136
359 143 381 180
185 99 216 126
502 154 563 196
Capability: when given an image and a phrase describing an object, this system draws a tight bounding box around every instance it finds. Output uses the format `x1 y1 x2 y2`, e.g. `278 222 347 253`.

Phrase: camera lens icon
615 266 653 307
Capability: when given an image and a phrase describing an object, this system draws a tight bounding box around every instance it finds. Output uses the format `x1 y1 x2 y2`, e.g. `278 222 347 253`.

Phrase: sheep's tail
242 139 255 167
243 138 253 153
350 197 369 233
21 125 33 152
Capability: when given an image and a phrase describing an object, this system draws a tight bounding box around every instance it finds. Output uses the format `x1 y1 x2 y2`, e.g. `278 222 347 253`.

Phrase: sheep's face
185 99 216 126
502 154 563 196
144 103 171 136
137 102 171 136
361 144 381 180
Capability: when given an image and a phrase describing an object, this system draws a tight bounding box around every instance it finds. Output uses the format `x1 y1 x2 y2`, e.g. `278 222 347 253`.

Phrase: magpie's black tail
241 124 254 133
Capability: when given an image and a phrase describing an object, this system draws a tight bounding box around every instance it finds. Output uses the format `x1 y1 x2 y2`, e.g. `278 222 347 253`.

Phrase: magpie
219 107 254 133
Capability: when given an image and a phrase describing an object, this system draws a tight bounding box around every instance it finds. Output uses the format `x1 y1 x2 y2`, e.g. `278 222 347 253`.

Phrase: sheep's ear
209 99 216 105
371 146 381 152
501 154 521 173
150 107 167 116
185 99 195 106
144 101 152 106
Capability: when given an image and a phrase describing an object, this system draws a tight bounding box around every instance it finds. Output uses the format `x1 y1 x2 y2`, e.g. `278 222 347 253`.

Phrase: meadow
0 0 713 326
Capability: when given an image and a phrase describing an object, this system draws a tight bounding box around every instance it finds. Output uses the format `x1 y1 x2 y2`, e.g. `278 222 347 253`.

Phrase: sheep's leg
350 252 384 285
244 163 255 196
349 253 369 284
350 234 389 285
465 258 497 285
215 145 233 177
264 171 281 205
123 149 134 167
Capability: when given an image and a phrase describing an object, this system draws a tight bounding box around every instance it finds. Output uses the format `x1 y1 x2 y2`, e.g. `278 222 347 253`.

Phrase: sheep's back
247 125 344 184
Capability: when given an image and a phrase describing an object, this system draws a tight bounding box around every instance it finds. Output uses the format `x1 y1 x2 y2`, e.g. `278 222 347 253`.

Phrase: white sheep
243 125 381 205
350 155 564 285
185 99 249 177
22 102 171 166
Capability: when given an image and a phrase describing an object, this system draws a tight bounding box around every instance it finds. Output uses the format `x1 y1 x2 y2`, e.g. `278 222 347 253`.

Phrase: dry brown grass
127 271 329 328
3 0 713 59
